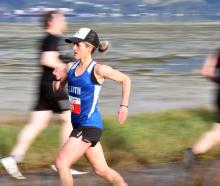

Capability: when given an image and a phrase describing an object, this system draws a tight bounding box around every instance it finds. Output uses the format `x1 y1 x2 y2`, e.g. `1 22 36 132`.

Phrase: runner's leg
58 110 72 146
55 137 91 186
193 123 220 154
85 142 128 186
10 111 53 158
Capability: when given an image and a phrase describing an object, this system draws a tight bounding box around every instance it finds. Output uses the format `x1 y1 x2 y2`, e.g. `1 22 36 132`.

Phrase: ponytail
98 40 109 54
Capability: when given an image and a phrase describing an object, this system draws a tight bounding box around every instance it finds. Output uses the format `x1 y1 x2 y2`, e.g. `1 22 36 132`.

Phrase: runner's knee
55 156 61 172
93 165 109 177
55 154 67 172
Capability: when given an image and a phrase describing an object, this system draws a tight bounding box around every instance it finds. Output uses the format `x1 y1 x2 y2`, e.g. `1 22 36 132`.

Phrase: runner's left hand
117 106 128 124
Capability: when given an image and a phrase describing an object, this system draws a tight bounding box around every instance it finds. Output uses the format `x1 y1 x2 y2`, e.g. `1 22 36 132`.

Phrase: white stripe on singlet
88 84 101 118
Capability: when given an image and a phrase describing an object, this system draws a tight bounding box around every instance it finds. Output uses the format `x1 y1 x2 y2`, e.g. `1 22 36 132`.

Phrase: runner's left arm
95 64 131 124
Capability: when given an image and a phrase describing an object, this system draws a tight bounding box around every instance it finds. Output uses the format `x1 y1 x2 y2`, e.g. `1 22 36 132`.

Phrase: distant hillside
1 0 220 20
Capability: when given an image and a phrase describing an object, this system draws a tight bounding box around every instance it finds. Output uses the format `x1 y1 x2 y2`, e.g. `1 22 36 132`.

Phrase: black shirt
40 32 60 82
38 32 67 99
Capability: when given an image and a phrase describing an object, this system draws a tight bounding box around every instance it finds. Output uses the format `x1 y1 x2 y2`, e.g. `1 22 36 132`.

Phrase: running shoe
0 156 26 179
50 164 88 175
183 148 196 169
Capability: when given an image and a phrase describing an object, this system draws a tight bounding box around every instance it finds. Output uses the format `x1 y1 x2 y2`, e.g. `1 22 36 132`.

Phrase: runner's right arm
201 52 220 83
52 62 73 92
41 51 66 69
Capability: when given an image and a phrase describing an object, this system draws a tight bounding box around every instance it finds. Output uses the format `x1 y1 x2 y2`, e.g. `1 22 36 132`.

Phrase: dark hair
42 10 59 29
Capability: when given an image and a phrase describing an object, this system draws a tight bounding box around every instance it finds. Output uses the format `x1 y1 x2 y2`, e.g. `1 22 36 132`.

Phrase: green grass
102 107 218 166
0 107 220 170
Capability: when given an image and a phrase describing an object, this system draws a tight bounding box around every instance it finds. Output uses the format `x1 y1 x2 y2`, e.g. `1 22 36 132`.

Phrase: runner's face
52 13 67 32
72 42 92 60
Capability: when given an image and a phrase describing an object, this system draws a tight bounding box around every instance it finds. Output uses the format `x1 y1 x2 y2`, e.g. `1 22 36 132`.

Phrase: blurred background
1 0 220 185
1 0 220 118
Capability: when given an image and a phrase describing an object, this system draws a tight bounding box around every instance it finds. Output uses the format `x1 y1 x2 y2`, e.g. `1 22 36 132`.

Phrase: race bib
69 96 81 114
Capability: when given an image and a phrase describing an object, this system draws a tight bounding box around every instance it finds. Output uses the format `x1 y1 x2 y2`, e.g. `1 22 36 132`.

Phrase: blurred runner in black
184 49 220 169
0 11 86 179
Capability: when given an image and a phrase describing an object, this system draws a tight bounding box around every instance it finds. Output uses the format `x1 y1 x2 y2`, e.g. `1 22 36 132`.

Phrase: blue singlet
68 61 103 129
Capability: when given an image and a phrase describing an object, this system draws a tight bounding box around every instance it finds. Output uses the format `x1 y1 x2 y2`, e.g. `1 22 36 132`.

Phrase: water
0 22 219 118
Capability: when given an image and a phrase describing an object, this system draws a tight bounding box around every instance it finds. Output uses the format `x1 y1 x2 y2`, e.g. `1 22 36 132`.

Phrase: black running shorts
70 126 103 147
33 98 70 113
33 81 70 113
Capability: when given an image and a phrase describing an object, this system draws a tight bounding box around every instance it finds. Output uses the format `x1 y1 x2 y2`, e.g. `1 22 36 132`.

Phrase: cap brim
65 37 84 44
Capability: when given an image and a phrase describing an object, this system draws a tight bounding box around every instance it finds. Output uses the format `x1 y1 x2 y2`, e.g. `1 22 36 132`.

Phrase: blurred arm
201 53 220 83
41 51 65 69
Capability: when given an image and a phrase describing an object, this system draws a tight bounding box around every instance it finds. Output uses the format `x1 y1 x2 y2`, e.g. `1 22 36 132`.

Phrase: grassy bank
0 108 220 170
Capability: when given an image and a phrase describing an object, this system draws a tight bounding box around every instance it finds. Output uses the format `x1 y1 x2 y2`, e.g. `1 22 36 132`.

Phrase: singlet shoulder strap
87 61 96 74
70 61 80 70
87 61 100 85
